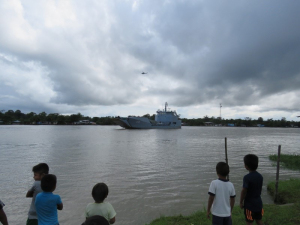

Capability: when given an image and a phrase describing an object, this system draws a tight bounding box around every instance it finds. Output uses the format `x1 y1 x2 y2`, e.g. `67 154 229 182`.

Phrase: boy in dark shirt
0 200 8 225
240 154 263 225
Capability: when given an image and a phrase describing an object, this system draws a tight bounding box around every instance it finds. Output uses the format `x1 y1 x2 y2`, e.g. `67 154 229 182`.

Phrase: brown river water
0 125 299 225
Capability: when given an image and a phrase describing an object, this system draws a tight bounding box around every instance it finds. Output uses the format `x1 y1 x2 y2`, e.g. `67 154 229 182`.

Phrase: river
0 125 299 225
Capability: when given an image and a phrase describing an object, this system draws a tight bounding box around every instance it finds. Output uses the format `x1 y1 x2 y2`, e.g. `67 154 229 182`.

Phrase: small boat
115 102 181 129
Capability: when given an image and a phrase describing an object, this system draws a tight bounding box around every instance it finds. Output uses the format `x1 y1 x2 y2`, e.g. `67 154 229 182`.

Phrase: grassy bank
267 179 300 204
147 203 300 225
269 154 300 170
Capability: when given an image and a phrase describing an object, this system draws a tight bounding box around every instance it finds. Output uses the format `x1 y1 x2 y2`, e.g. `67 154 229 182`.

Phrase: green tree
150 114 155 120
258 117 264 123
69 113 83 124
57 115 66 124
46 113 59 124
38 112 47 123
25 112 36 124
15 110 24 120
143 114 151 119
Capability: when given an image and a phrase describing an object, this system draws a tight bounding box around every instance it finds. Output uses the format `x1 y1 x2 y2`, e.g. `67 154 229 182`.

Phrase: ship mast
165 102 168 112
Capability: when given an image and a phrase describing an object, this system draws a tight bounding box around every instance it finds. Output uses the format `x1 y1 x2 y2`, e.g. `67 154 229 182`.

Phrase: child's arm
57 203 63 210
240 188 247 209
0 208 8 225
26 183 36 198
26 191 34 198
109 217 116 224
230 197 235 212
206 195 214 219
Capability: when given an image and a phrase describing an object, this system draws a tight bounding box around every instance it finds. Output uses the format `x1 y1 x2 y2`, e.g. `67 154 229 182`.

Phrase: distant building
204 122 214 126
76 120 90 125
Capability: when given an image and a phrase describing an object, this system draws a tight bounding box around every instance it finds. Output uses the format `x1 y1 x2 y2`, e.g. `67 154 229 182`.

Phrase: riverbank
148 154 300 225
147 179 300 225
147 203 300 225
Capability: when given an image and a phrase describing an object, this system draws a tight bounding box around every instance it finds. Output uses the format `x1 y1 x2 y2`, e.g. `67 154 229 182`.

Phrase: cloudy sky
1 0 300 120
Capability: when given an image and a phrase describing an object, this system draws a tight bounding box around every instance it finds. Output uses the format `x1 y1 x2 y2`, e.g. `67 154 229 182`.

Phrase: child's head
41 174 57 192
244 154 259 171
216 162 229 177
32 163 49 181
92 183 109 203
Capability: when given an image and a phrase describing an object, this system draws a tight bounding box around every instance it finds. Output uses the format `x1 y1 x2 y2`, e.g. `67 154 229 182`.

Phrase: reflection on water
0 126 299 225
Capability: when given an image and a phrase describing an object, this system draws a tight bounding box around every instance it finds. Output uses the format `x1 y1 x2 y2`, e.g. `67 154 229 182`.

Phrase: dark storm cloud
123 0 300 110
0 0 300 117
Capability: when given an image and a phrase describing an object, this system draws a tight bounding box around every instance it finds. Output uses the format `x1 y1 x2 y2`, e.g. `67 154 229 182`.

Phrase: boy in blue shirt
26 163 49 225
35 174 63 225
240 154 263 225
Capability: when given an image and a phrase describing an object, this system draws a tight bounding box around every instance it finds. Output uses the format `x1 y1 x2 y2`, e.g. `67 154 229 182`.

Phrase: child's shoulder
210 179 234 186
32 180 41 185
53 193 61 198
244 171 263 181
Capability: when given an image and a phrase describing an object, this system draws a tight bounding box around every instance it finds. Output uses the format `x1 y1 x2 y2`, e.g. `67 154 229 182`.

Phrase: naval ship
115 102 181 129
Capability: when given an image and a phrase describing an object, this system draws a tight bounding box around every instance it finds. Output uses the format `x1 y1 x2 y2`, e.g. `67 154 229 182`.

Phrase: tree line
0 110 115 125
0 110 299 127
180 115 300 127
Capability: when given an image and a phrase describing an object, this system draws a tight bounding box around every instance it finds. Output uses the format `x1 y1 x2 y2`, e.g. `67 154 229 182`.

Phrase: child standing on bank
85 183 116 224
0 200 8 225
26 163 49 225
35 174 63 225
240 154 264 225
207 162 236 225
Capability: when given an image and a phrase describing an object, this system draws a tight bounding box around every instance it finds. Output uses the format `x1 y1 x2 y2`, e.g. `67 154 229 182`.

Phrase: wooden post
225 137 229 180
274 145 281 203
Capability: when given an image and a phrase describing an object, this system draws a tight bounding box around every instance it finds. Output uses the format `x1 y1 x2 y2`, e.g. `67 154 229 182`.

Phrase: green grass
267 179 300 204
269 154 300 170
146 207 244 225
146 204 300 225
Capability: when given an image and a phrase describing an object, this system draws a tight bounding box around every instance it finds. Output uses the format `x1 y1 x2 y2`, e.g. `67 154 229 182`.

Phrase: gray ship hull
115 117 181 129
115 102 181 129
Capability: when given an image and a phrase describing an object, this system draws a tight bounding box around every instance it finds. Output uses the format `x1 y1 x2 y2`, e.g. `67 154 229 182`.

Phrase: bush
269 154 300 170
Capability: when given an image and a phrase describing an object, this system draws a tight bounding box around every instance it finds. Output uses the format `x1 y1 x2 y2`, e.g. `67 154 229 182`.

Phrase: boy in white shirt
207 162 236 225
26 163 49 225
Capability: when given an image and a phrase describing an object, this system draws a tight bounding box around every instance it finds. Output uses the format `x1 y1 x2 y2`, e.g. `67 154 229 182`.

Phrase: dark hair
244 154 259 171
216 162 230 177
81 216 109 225
41 174 57 192
92 183 109 202
32 163 49 175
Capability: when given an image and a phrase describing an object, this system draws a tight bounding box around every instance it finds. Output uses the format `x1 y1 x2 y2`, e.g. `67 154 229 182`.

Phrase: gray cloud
0 0 300 118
